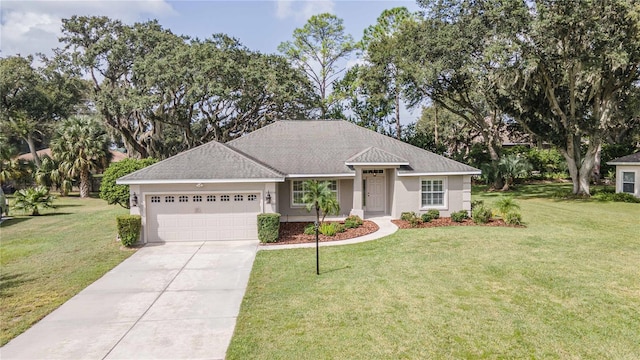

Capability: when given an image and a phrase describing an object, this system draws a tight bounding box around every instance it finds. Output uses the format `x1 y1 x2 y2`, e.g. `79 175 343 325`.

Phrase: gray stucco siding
277 179 353 221
391 175 469 218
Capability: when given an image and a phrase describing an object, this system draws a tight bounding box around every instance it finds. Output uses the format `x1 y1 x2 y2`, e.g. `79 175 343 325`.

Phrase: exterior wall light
131 192 138 207
266 191 272 204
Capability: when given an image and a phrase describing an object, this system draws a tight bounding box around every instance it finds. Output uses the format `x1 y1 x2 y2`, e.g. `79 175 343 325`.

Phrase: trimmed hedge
116 215 141 247
257 213 280 243
421 209 440 222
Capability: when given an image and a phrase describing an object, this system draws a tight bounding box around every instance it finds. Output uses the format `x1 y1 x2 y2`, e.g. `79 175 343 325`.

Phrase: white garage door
146 193 261 242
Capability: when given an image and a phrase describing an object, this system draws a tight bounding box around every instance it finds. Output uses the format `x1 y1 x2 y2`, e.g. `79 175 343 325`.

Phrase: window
234 194 244 201
193 195 202 202
292 180 337 206
622 172 635 194
150 196 161 203
421 178 445 207
165 196 174 203
220 195 230 202
179 195 188 202
248 194 257 201
207 195 216 202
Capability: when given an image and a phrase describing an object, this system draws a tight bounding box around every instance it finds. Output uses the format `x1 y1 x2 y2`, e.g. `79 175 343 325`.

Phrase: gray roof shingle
227 120 480 175
608 152 640 164
345 147 409 165
117 141 284 184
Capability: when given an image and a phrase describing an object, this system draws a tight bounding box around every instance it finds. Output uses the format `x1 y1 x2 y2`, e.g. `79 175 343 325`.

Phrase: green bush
471 200 484 210
451 210 469 222
400 211 417 221
116 215 141 247
505 211 523 225
257 213 280 243
304 223 316 235
335 223 346 233
319 222 338 236
12 186 55 216
472 205 493 224
421 209 440 222
100 158 157 208
344 215 363 228
495 197 520 218
594 192 640 203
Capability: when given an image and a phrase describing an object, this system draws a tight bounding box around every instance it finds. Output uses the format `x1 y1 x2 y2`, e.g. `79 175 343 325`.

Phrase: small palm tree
13 186 55 216
51 116 112 198
301 180 340 226
35 156 72 196
494 197 520 218
498 154 532 191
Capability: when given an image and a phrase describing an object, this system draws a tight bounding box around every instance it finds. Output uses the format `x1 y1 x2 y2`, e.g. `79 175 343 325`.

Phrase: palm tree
498 154 532 191
35 156 72 196
50 116 112 198
301 180 340 226
13 186 54 215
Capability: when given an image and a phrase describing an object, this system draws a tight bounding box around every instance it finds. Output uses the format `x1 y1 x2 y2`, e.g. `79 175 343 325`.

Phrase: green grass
0 195 132 346
228 184 640 359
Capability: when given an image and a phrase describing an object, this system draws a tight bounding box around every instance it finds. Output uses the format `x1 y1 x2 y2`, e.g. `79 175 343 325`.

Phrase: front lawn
228 184 640 359
0 195 132 346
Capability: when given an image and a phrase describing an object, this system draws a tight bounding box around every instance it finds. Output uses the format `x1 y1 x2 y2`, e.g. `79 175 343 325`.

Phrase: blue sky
1 0 421 56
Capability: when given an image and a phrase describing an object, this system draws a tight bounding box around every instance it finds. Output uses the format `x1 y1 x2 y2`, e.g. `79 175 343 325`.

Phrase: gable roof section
607 152 640 165
345 147 409 166
117 141 284 184
227 120 480 176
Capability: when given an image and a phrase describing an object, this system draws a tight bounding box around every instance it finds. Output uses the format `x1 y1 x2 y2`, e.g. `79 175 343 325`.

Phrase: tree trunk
560 133 598 196
26 134 41 168
486 133 504 190
395 91 401 139
434 105 439 145
79 170 91 198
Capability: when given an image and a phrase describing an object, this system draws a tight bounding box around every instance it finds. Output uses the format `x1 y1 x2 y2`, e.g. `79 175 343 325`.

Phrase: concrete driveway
1 240 258 360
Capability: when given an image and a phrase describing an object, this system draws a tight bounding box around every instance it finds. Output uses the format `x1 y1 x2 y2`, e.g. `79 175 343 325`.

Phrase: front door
365 176 385 212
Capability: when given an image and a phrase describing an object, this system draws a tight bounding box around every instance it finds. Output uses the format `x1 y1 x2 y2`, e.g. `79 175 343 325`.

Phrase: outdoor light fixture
131 193 138 207
266 191 272 204
196 183 204 188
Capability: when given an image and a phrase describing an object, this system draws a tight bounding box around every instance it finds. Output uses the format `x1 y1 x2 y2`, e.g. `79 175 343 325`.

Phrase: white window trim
621 171 636 194
291 179 339 208
419 177 448 210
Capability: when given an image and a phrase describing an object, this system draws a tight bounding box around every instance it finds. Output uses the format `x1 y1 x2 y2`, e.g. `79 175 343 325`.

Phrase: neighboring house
117 120 480 243
607 152 640 198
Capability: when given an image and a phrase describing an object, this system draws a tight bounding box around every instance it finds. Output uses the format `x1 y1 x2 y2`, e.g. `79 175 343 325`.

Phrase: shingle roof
608 152 640 164
117 141 284 184
345 147 409 165
227 120 480 175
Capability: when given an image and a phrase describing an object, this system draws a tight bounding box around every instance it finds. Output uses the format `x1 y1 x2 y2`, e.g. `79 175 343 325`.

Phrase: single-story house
607 152 640 198
117 120 480 243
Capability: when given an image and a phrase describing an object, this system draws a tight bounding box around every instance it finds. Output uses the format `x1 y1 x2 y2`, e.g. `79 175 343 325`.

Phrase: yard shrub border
257 213 281 243
116 215 142 247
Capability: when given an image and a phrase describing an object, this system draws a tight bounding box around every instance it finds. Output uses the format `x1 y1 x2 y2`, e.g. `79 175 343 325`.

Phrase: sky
0 0 423 122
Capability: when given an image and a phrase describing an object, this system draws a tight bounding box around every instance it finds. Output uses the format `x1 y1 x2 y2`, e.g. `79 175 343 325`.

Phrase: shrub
421 209 440 222
304 223 316 235
100 158 158 208
116 215 141 247
400 211 416 221
12 186 55 216
472 205 493 224
594 192 640 203
319 222 338 236
505 211 523 226
471 200 484 210
451 210 469 222
335 223 346 233
495 197 520 218
344 215 363 228
257 213 280 243
408 215 422 228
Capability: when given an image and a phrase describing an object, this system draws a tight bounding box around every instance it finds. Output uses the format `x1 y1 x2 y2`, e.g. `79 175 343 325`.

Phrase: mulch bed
392 217 521 229
268 221 379 245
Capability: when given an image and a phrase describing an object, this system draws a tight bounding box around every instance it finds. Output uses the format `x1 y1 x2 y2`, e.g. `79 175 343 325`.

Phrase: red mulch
267 221 379 245
392 217 522 229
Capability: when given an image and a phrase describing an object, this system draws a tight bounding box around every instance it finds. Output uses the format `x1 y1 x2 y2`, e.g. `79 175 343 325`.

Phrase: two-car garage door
146 193 261 242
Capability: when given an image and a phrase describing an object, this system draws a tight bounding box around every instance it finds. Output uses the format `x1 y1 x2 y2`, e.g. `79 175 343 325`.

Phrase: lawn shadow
320 265 352 275
0 272 34 297
0 217 31 228
53 204 82 209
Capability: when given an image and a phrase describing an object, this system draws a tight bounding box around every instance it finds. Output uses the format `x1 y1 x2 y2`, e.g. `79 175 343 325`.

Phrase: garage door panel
146 193 260 242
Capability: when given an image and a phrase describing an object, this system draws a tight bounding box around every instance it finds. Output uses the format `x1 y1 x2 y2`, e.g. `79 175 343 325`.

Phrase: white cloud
0 0 176 58
275 0 335 22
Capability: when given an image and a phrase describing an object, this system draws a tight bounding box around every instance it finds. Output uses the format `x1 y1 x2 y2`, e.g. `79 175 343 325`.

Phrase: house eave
397 171 481 177
344 162 410 166
606 162 640 166
116 178 285 185
286 173 355 178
